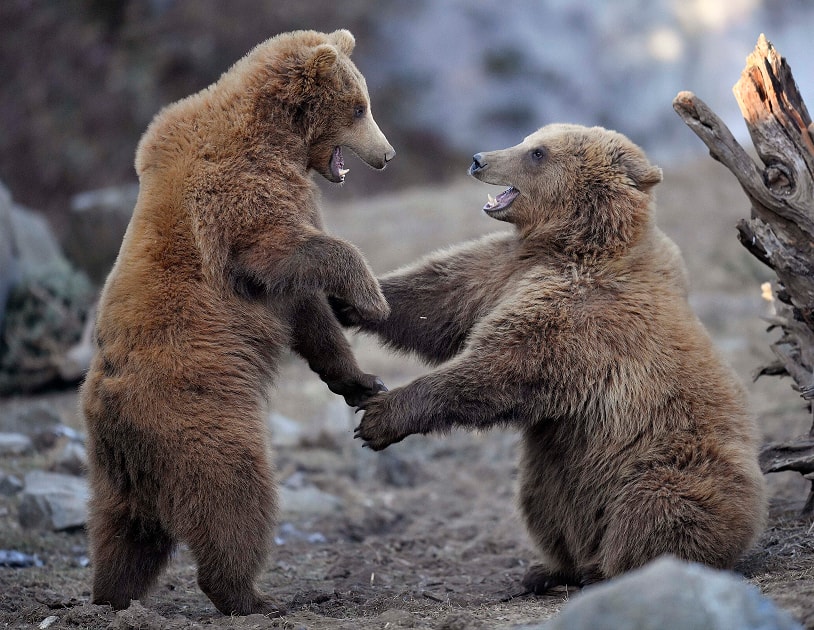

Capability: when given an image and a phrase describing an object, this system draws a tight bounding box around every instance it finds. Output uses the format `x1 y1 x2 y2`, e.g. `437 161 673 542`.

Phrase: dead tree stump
673 34 814 514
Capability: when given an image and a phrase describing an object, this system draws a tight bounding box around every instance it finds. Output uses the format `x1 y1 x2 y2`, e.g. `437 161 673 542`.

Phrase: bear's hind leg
196 554 284 617
177 451 283 616
191 516 285 616
89 503 174 609
599 468 755 577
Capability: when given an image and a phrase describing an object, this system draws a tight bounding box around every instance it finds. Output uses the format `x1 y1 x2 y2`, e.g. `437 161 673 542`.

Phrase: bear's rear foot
211 595 286 618
200 581 285 617
248 598 286 618
210 596 286 617
521 564 581 595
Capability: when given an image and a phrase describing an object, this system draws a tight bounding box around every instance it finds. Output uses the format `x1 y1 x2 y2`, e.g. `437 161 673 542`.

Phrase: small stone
38 615 58 629
0 432 33 456
49 441 87 476
0 549 43 567
0 473 23 495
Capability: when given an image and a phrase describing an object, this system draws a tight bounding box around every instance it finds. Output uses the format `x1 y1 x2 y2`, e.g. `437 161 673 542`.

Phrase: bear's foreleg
239 231 389 323
355 352 528 450
331 273 480 365
332 236 514 365
290 294 386 406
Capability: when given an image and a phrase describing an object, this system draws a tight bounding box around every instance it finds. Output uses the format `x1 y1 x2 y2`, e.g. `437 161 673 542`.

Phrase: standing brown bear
81 29 394 616
339 124 766 590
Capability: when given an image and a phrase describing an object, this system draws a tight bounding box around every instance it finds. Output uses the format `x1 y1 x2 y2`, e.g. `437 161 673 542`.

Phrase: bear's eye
531 148 546 161
353 105 366 119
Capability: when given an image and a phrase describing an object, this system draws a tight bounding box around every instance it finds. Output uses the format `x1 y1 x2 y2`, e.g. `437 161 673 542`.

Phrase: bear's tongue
484 186 519 212
330 146 350 182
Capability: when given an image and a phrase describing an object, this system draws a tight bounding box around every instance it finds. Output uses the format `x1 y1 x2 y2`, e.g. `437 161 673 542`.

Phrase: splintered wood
673 34 814 514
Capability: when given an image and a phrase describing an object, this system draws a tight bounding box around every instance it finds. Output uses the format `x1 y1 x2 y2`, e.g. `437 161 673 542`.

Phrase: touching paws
328 289 389 326
353 393 409 451
356 290 390 323
327 373 388 407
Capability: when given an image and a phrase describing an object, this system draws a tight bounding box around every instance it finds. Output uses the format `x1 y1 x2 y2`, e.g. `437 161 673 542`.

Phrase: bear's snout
469 153 487 176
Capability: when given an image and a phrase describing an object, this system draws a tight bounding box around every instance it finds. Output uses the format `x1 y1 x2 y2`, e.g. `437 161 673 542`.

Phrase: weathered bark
673 34 814 513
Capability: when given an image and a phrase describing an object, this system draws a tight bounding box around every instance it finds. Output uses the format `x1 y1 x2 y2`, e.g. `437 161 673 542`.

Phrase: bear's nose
384 147 396 163
469 153 486 175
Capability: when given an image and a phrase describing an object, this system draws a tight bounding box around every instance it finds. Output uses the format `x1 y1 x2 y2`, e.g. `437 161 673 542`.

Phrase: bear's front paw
327 373 388 407
353 394 407 451
328 296 363 327
352 291 390 323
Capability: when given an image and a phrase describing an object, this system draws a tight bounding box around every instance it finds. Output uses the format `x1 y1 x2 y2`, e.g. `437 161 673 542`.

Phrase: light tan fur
342 124 766 588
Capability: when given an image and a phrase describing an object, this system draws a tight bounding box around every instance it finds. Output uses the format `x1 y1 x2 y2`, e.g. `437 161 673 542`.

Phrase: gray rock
0 183 20 333
535 556 801 630
278 484 342 518
67 184 138 283
9 206 62 274
0 183 95 396
4 401 63 435
0 432 33 455
274 522 327 545
0 256 94 394
0 473 23 495
267 411 305 447
32 421 84 451
49 441 87 476
18 470 89 531
0 549 43 568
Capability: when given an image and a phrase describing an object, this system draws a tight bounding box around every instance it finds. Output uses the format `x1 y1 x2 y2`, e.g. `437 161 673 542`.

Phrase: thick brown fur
339 124 766 589
81 29 395 616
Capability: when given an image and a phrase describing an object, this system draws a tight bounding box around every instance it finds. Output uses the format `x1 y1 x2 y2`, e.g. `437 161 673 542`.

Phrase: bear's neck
516 203 652 265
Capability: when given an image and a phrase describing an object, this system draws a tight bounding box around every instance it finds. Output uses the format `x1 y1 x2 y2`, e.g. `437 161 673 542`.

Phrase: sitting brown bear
338 124 766 591
81 29 394 616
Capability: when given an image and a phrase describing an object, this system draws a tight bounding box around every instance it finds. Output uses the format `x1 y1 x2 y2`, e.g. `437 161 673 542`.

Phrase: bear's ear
304 44 338 83
329 29 355 55
631 164 663 191
614 147 663 191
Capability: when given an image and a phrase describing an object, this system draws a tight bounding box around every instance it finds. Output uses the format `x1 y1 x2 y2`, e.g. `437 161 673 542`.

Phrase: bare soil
2 160 814 629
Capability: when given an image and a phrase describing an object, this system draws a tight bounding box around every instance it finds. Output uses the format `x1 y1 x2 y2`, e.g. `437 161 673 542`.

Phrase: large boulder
0 183 20 333
0 182 95 395
534 556 801 630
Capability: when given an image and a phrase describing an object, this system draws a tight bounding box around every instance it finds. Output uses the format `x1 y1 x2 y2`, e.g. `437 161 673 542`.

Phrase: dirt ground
1 159 814 629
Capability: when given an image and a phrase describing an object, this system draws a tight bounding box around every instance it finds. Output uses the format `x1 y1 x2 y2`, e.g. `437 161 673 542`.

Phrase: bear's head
257 29 395 183
469 124 662 257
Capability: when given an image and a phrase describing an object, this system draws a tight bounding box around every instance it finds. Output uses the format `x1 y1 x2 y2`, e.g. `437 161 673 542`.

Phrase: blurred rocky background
2 0 814 218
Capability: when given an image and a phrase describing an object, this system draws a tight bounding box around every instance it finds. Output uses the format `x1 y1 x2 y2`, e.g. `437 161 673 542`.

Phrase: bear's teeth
487 194 496 207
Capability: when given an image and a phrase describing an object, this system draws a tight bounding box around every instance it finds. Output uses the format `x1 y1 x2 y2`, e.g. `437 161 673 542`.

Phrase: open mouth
483 186 519 213
329 146 350 183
